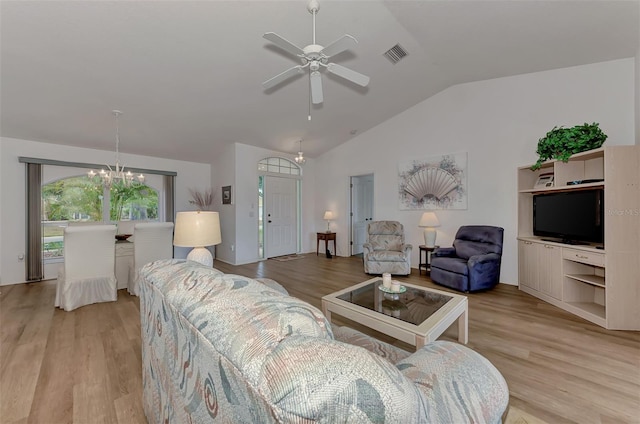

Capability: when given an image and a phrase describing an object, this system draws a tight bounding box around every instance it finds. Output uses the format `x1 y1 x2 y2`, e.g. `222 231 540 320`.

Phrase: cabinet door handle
575 254 588 259
545 245 554 249
524 241 532 245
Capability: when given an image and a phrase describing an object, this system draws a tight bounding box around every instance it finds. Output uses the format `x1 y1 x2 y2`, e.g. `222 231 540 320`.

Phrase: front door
264 175 298 258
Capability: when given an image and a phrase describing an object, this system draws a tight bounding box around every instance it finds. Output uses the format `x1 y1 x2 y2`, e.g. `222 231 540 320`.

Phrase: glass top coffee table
322 277 468 349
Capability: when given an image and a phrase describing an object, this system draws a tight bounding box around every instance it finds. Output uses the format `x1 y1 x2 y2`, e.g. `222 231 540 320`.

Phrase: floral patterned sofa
139 259 509 423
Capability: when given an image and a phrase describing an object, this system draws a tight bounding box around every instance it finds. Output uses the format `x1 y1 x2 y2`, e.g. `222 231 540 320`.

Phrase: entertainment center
517 146 640 330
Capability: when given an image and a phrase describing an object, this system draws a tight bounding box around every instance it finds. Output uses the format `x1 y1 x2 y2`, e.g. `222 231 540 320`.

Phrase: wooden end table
419 245 438 275
317 232 336 255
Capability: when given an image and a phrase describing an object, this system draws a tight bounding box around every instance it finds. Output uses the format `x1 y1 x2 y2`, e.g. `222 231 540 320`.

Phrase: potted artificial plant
531 122 607 170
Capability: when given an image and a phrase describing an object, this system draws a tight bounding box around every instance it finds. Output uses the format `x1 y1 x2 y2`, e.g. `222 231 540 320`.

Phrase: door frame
349 173 374 256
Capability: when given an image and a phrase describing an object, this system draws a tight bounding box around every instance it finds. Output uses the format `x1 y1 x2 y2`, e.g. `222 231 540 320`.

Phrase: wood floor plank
27 310 76 424
1 255 639 423
113 392 146 424
73 380 118 424
0 341 46 422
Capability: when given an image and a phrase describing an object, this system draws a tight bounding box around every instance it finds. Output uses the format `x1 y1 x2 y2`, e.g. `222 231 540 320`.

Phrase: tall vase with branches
188 188 218 260
189 188 217 211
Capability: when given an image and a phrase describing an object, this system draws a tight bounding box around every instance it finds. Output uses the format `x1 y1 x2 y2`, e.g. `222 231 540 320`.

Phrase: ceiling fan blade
263 32 305 57
262 65 305 89
320 34 357 58
326 63 370 87
310 71 323 104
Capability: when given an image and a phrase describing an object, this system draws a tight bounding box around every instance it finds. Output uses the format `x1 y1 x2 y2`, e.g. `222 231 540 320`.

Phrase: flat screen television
533 189 604 245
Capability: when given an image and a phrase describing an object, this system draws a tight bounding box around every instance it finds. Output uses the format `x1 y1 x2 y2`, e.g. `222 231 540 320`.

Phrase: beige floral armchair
363 221 412 275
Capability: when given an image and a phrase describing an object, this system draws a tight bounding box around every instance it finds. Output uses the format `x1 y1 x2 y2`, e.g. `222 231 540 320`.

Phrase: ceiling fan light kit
263 0 369 109
294 140 306 165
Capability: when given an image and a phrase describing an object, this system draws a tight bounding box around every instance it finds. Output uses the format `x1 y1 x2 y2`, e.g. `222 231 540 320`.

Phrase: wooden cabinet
517 146 640 330
518 240 562 300
518 240 539 291
538 243 562 300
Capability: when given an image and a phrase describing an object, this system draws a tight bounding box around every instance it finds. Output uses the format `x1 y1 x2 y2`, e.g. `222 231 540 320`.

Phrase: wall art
222 185 232 205
398 152 467 210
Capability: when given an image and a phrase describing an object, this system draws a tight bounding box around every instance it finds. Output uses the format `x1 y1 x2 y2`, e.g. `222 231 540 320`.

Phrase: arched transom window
257 157 301 175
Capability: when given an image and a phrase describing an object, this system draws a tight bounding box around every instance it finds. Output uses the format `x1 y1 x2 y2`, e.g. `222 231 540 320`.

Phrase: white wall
0 143 3 283
314 58 636 285
212 143 236 264
636 46 639 145
0 137 211 285
213 143 317 265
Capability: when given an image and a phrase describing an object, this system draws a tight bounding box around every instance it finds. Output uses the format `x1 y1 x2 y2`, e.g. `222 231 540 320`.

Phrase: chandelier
294 140 306 165
88 110 144 188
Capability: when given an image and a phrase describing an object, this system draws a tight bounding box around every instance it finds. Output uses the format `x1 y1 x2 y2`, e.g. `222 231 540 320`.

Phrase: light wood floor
1 255 639 423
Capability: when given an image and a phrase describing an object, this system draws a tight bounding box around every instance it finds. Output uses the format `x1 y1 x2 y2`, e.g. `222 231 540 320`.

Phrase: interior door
264 175 297 258
350 174 374 255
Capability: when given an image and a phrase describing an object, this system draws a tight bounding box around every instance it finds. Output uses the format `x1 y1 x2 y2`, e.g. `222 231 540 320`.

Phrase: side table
317 232 336 256
419 245 438 275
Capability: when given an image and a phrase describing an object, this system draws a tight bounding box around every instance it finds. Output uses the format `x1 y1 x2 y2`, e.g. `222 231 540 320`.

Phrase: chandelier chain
88 110 144 188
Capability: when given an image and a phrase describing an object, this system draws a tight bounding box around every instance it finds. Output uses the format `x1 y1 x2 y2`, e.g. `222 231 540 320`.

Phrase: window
42 175 158 260
257 157 301 176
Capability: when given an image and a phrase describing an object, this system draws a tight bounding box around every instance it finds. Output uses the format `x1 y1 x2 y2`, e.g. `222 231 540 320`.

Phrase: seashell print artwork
404 167 458 201
398 153 467 210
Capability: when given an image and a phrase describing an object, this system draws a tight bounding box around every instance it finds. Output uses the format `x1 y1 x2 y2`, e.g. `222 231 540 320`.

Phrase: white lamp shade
174 211 222 248
323 210 334 220
419 212 440 228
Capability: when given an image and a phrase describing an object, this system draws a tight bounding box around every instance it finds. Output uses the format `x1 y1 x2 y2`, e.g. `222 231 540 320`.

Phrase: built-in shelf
517 145 640 330
565 274 605 288
519 181 604 194
565 301 606 319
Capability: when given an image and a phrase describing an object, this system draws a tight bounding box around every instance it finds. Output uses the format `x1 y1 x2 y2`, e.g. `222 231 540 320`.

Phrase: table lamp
419 212 440 248
323 210 333 233
173 211 222 267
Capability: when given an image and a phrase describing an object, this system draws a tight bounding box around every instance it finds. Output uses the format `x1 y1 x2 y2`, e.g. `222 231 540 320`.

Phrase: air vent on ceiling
383 44 408 64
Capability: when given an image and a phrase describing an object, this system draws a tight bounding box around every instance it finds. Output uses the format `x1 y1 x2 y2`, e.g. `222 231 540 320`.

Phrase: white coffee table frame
322 278 468 349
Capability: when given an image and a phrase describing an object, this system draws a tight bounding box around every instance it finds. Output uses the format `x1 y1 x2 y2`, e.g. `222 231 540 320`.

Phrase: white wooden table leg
458 308 468 344
322 300 331 322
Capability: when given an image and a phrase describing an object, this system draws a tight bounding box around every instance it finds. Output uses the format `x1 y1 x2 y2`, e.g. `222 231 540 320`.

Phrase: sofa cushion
396 341 509 424
431 256 469 276
368 234 403 251
141 259 333 387
366 250 407 262
255 277 289 295
260 336 424 423
332 325 411 364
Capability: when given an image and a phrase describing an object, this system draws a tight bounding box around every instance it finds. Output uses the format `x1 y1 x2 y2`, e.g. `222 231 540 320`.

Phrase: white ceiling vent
383 44 408 64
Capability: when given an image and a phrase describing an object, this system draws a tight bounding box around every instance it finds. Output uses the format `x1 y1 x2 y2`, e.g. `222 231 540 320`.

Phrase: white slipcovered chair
55 225 117 311
128 222 174 296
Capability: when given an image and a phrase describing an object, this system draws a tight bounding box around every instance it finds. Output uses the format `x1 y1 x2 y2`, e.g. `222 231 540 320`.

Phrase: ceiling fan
262 0 370 105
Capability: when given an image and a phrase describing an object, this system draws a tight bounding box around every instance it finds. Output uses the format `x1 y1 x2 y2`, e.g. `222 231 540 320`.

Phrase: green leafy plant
531 122 607 170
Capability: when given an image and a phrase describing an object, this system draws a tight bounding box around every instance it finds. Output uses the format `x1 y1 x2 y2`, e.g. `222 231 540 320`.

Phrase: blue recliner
430 225 504 292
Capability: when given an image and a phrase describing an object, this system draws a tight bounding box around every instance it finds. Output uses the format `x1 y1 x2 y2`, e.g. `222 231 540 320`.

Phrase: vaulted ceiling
1 1 638 163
